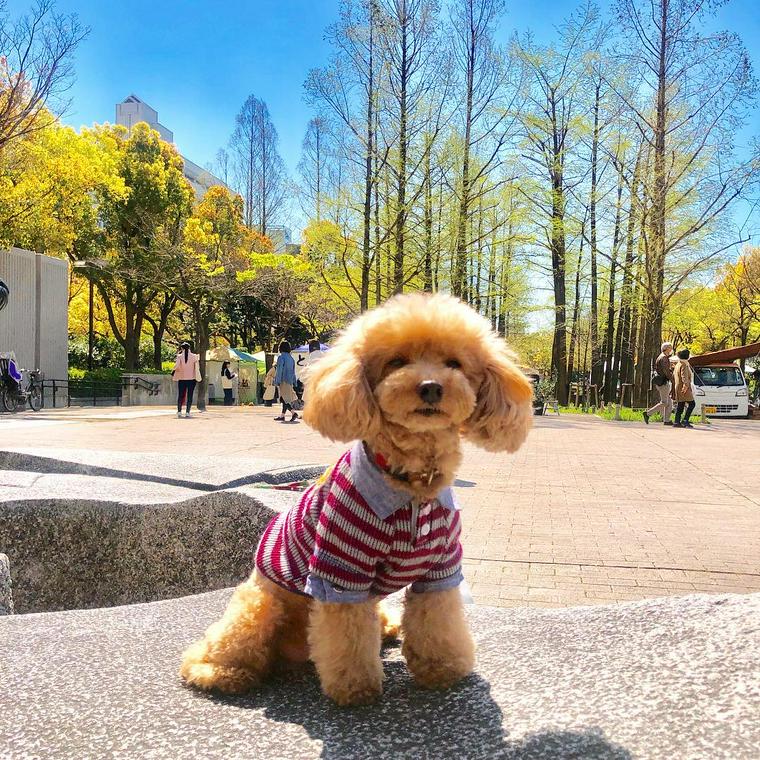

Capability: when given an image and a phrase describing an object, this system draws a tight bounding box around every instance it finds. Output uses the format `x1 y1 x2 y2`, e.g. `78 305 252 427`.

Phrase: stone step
1 590 757 759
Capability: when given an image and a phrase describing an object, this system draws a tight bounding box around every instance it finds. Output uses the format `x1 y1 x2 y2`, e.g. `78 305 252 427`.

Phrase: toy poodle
180 292 533 706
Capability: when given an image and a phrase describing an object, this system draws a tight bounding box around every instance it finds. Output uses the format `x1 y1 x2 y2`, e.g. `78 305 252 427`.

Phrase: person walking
643 342 675 426
274 341 298 423
220 361 237 406
262 363 277 406
172 341 200 418
672 348 696 428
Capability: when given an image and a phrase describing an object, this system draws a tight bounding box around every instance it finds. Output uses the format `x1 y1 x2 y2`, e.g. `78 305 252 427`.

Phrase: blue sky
6 0 760 235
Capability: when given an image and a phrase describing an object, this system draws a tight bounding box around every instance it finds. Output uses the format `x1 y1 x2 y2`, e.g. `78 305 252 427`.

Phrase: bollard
701 404 708 424
614 404 622 421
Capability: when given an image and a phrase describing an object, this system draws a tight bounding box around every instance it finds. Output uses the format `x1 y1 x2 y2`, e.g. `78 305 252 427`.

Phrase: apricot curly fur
401 587 475 689
179 293 532 705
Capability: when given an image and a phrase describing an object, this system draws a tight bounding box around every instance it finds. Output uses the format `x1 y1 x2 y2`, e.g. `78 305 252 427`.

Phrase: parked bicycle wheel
28 386 42 411
0 387 14 413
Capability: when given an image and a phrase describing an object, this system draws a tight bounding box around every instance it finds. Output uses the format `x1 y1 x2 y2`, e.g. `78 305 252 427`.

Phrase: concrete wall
121 374 176 406
0 249 68 392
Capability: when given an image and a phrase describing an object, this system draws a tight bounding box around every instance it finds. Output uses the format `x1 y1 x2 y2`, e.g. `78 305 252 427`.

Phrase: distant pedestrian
172 341 200 418
306 339 325 368
274 341 298 423
263 363 277 406
672 349 696 428
220 361 236 406
643 342 674 426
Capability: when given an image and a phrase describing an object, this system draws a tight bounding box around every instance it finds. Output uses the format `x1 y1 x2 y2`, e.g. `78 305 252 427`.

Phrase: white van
693 363 750 418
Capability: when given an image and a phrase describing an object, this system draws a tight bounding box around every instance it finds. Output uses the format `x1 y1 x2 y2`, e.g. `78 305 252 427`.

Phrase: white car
693 363 750 418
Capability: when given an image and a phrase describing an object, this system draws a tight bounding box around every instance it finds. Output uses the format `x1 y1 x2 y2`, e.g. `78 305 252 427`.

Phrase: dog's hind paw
378 603 401 642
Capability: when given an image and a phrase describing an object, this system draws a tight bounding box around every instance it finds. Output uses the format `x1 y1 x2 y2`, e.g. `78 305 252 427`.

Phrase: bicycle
0 358 42 413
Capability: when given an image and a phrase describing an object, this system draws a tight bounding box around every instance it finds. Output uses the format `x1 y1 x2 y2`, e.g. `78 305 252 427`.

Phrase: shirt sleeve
274 359 283 386
410 509 464 594
304 490 387 604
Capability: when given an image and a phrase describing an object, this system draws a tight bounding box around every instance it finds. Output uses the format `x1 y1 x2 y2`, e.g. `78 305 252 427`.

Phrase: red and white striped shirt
255 442 463 602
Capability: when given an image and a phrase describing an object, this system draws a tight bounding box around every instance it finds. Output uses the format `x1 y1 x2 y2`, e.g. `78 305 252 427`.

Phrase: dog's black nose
418 381 443 404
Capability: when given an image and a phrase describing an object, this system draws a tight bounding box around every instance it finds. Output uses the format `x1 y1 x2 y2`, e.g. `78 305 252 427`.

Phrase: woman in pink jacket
172 342 200 418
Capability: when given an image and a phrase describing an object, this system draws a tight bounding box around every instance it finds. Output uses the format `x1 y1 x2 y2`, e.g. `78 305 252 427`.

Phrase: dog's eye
445 359 462 370
387 356 408 370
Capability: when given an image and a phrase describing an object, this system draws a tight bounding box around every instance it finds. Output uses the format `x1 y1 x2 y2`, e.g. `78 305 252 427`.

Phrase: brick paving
3 406 759 608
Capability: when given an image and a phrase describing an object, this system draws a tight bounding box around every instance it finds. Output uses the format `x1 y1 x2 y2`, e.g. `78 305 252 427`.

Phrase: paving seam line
630 426 760 509
462 556 760 578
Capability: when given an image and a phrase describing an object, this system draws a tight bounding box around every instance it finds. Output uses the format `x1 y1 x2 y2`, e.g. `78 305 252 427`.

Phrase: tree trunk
195 308 210 411
475 197 483 312
602 162 625 402
641 0 669 403
453 5 476 299
550 179 568 404
423 136 433 292
614 148 642 403
360 10 375 311
487 216 497 328
393 7 409 295
589 82 603 392
147 293 177 371
374 109 382 305
567 228 585 388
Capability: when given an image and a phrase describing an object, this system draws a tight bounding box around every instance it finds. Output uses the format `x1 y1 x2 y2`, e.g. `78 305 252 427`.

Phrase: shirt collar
349 441 457 519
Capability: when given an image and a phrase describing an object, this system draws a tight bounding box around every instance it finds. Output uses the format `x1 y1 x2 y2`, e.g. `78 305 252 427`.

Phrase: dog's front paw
320 662 384 706
179 641 259 694
403 643 473 690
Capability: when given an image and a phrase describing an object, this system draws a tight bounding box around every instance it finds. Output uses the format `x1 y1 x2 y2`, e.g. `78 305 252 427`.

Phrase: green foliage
68 335 175 371
558 405 708 424
533 377 555 403
68 335 124 370
68 367 123 384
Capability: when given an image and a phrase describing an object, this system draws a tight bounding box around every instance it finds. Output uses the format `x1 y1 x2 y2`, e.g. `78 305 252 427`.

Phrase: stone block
0 591 757 758
0 552 13 614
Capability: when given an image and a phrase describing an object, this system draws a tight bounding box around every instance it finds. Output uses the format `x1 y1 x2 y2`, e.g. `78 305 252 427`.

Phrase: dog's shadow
205 649 632 760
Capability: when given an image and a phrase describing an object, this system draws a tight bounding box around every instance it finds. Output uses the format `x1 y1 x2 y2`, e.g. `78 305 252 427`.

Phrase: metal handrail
121 375 161 395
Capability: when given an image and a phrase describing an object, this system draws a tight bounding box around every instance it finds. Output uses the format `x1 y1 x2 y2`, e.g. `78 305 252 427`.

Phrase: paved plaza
2 406 758 608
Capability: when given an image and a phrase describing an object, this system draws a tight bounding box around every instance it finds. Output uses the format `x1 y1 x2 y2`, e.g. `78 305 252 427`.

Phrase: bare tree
230 95 288 236
0 0 87 153
298 117 330 221
305 0 386 310
450 0 521 301
377 0 450 293
214 147 230 186
613 0 758 392
515 4 599 404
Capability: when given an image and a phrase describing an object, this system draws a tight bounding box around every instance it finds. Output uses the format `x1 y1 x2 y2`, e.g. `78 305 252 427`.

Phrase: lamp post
72 260 107 371
87 276 94 370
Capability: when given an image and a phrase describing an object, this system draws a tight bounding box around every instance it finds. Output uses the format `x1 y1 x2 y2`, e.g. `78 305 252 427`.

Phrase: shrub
68 367 123 384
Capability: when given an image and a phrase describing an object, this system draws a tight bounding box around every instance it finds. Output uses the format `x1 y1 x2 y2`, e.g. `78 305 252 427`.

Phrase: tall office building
115 95 225 199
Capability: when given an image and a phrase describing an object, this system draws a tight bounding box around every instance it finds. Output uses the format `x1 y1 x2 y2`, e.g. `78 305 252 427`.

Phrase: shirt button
419 524 431 537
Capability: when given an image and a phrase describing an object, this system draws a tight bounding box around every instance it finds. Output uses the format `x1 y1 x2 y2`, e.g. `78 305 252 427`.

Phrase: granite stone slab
0 490 280 613
0 552 12 614
0 448 317 614
1 591 758 759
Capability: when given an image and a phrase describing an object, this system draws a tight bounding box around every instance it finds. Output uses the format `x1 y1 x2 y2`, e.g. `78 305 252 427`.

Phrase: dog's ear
463 344 534 452
302 339 380 442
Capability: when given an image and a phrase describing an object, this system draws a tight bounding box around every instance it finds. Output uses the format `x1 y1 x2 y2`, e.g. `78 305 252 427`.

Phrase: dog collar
372 450 441 488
